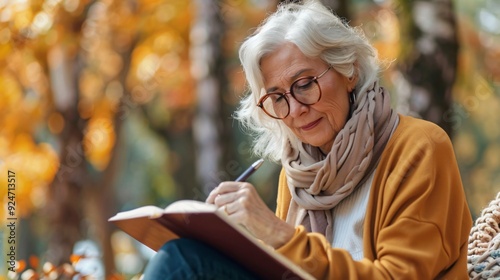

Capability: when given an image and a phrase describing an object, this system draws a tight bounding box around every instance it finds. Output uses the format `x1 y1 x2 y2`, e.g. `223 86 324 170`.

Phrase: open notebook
109 200 314 279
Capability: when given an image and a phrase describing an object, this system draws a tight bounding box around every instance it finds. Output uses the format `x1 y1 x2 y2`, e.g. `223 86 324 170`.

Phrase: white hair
234 0 381 162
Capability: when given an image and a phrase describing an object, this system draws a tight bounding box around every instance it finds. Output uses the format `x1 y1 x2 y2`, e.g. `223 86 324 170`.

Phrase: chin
300 132 335 150
305 140 330 150
315 139 335 152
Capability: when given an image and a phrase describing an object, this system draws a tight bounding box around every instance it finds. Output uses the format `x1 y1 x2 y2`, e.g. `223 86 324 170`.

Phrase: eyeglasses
257 66 331 119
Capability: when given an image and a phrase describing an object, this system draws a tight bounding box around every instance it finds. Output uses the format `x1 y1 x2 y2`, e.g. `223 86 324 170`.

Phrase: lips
300 118 322 131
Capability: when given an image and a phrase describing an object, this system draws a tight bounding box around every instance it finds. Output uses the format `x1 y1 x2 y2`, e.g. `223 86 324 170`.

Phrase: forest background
0 0 498 279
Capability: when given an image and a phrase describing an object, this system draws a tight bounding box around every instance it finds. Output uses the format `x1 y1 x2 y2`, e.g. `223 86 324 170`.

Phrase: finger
206 188 219 204
214 191 239 207
221 201 238 216
207 182 254 205
216 182 243 194
206 182 244 204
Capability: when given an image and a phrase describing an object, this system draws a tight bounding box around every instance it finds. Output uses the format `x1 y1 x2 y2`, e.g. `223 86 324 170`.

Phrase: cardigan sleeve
275 169 291 219
273 116 472 280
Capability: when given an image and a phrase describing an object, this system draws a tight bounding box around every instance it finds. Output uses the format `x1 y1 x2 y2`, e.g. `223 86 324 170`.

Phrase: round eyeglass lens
292 77 321 105
261 93 290 119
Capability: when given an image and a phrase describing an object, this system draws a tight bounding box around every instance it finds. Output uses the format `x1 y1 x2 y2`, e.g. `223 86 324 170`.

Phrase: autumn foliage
0 0 499 279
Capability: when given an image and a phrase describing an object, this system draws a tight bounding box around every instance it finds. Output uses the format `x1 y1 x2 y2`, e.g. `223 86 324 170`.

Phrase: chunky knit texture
282 82 398 242
468 192 500 279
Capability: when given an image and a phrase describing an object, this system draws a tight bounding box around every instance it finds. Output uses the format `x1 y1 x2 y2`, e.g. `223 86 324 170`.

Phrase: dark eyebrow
264 68 311 93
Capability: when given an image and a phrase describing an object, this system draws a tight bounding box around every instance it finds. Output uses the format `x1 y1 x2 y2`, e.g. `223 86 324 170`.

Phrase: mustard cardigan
275 115 472 279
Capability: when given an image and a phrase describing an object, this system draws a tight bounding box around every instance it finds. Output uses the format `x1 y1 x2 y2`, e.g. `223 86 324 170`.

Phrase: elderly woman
144 0 472 279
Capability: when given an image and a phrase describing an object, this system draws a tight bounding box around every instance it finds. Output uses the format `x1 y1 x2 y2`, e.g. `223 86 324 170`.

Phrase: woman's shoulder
376 115 459 187
381 114 454 162
390 114 452 149
397 114 448 137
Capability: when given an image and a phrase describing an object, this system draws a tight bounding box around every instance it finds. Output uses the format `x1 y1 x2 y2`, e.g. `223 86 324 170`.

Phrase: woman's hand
206 182 295 249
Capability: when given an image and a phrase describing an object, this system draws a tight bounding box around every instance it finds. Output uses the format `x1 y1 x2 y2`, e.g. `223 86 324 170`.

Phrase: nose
287 95 308 118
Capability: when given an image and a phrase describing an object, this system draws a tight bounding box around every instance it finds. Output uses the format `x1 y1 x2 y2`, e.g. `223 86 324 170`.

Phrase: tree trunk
44 3 137 275
191 0 227 196
82 31 137 277
45 44 86 267
321 0 349 20
278 0 349 20
395 0 459 137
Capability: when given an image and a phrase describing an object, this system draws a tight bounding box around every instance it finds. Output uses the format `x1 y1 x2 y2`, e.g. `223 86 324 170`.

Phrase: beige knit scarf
282 81 398 242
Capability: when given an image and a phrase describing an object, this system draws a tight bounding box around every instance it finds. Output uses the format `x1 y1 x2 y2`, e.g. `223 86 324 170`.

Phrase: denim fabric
143 238 259 280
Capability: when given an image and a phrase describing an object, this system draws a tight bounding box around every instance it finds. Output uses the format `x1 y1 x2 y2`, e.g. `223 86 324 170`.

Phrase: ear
347 75 358 92
347 63 359 92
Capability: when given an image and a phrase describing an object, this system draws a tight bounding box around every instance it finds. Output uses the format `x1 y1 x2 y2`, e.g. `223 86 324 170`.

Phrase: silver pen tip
252 158 264 169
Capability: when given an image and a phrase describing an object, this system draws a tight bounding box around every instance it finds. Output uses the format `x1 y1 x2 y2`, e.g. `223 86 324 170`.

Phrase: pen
235 159 264 182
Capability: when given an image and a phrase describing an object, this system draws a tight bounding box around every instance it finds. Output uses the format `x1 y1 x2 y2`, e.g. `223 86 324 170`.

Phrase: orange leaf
42 262 56 273
107 273 125 280
61 263 76 276
70 254 83 264
16 259 26 272
29 255 39 269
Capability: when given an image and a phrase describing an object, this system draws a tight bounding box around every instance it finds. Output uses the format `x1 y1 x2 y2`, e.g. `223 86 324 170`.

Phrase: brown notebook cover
108 200 314 279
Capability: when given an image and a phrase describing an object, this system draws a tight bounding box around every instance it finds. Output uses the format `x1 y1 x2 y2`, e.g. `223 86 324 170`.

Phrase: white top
330 170 375 261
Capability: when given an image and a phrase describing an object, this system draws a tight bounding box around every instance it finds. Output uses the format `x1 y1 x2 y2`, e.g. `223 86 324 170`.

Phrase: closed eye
293 78 315 92
268 93 287 104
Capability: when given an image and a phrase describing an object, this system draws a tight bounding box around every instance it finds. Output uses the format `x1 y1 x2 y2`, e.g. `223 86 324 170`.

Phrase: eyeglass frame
257 66 332 119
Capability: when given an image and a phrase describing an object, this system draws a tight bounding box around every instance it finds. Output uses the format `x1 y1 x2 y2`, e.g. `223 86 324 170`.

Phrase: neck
318 147 328 157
